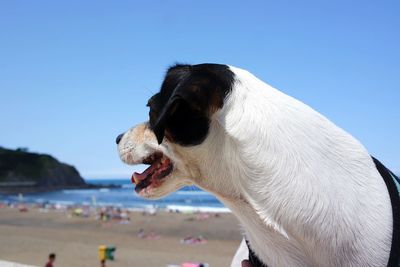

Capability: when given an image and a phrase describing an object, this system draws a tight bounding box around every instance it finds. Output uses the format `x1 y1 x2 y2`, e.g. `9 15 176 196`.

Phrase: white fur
118 66 392 267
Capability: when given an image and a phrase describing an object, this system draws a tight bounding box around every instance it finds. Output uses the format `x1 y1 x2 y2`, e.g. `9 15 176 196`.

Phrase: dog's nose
116 133 124 144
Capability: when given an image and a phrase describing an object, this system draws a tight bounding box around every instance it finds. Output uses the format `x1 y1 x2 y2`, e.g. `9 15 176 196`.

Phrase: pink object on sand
181 263 200 267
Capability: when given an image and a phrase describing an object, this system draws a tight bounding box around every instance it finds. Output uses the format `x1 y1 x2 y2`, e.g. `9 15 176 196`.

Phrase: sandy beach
0 205 242 267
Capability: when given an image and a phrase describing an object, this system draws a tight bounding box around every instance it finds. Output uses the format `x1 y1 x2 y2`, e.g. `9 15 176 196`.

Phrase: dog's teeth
132 173 140 184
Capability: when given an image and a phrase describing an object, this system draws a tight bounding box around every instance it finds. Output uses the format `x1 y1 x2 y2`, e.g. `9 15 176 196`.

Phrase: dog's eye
148 108 158 125
148 104 158 116
149 108 156 117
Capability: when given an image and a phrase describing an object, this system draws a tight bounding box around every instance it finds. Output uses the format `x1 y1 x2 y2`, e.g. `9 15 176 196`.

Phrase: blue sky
0 0 399 178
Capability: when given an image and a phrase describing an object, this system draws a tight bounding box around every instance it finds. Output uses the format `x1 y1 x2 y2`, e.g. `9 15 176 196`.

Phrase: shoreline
0 198 231 214
0 186 230 214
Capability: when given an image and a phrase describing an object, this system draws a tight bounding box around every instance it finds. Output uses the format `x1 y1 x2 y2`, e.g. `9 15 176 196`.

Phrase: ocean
0 179 229 212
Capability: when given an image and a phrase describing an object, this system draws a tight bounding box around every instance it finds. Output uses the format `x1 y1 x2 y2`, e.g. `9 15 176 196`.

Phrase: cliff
0 147 86 193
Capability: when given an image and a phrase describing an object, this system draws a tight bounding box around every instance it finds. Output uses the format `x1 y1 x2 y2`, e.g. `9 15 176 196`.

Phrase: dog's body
117 64 395 266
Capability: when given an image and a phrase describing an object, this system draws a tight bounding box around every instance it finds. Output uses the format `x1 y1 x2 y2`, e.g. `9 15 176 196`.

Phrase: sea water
0 179 229 212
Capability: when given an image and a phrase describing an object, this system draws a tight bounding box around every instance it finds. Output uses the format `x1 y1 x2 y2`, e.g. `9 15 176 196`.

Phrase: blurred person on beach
45 253 56 267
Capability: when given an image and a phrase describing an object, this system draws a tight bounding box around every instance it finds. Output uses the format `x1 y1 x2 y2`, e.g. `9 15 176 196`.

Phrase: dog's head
117 64 236 199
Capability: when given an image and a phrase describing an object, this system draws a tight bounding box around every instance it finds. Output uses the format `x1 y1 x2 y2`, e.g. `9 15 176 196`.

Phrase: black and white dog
117 64 399 267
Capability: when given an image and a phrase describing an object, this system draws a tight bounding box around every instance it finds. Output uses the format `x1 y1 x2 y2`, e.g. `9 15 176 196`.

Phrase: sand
0 206 243 267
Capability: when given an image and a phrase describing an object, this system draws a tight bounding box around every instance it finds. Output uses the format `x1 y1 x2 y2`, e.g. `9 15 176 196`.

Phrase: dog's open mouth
132 152 173 193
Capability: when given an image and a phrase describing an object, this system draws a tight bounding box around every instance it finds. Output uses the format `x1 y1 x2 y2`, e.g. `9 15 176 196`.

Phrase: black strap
372 157 400 267
246 239 268 267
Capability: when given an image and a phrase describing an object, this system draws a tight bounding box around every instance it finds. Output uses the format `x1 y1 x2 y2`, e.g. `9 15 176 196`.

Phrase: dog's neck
180 67 392 266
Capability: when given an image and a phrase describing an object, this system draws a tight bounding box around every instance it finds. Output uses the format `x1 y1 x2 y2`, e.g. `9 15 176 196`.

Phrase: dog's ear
150 64 234 146
152 72 214 146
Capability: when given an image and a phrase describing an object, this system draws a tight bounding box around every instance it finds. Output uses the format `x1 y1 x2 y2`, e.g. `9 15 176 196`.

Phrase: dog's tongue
131 157 171 185
132 161 159 184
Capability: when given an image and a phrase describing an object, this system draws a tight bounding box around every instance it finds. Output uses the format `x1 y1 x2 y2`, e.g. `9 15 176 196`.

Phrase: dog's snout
116 133 124 144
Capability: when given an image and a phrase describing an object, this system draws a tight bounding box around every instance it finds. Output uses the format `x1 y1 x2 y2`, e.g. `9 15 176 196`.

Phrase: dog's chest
221 198 314 267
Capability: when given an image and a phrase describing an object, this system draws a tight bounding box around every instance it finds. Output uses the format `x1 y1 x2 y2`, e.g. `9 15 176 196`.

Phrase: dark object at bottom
246 239 268 267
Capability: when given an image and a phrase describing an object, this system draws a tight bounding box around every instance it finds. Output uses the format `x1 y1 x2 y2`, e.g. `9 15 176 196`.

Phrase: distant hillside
0 147 86 193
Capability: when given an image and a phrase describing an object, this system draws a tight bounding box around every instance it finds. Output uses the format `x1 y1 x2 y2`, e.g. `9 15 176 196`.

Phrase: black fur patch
147 63 235 146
